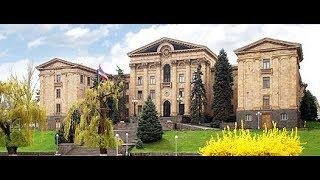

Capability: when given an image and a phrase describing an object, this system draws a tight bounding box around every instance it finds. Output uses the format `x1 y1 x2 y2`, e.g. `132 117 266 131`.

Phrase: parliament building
37 37 306 130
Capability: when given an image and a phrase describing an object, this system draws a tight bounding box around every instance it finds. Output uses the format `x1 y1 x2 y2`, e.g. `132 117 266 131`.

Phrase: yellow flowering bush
199 122 304 156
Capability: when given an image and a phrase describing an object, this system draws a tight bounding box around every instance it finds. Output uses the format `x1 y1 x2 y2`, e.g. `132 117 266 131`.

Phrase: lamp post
125 132 129 156
256 111 262 129
115 133 119 156
132 97 138 117
175 135 178 156
55 134 59 155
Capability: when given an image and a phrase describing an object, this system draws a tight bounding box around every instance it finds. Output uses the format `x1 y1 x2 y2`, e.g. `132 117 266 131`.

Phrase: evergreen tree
58 106 80 143
300 90 318 121
137 96 163 143
115 66 128 123
212 49 234 123
190 64 207 124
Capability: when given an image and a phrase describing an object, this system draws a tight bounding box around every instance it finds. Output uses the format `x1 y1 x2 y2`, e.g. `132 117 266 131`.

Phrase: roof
127 37 218 59
234 37 303 61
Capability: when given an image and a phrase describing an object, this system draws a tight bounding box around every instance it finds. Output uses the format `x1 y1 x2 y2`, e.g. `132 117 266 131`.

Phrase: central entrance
262 113 272 129
163 100 171 117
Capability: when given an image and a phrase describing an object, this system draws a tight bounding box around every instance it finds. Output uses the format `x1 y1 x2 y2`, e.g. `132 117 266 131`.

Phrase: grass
0 131 57 153
131 122 320 156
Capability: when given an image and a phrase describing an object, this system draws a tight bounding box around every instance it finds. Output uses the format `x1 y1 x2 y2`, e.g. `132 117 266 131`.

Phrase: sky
0 24 318 101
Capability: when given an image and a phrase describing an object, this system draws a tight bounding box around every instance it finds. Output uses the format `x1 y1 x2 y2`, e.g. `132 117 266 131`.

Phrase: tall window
137 76 143 85
263 77 270 89
245 114 252 121
56 89 61 98
80 75 84 84
125 82 129 89
137 91 143 99
56 74 61 83
179 88 184 98
263 95 270 107
150 90 155 99
281 113 288 121
179 74 185 83
56 104 61 114
138 105 142 114
163 64 171 82
87 77 91 86
150 76 156 84
263 59 270 69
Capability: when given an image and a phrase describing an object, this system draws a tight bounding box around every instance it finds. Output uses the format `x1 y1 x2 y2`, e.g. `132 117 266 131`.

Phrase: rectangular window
150 76 156 84
150 90 155 99
137 91 143 99
56 89 61 98
263 77 270 89
87 77 91 86
125 82 129 89
263 59 270 69
125 95 129 103
263 95 270 107
179 88 184 98
245 114 252 121
281 113 288 121
56 74 61 83
138 105 142 114
137 77 143 85
56 104 61 114
179 74 185 83
80 75 84 84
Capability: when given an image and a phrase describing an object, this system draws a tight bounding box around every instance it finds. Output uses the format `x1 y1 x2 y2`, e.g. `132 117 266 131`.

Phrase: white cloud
0 34 6 40
0 49 8 57
27 37 46 49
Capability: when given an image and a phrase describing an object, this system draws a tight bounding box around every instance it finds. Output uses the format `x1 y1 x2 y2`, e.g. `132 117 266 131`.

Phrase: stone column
129 63 136 116
143 63 148 102
155 62 162 116
185 59 191 116
171 60 178 116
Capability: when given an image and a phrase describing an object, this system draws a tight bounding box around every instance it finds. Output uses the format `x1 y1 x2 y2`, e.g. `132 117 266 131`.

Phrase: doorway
163 100 171 117
262 113 272 129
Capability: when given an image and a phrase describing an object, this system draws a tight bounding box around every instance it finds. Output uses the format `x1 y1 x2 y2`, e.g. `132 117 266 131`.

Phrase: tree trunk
7 146 18 156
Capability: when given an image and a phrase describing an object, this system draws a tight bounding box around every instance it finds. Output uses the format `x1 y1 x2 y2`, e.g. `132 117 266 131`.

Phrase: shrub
135 139 143 149
211 119 220 128
181 116 191 123
199 122 304 156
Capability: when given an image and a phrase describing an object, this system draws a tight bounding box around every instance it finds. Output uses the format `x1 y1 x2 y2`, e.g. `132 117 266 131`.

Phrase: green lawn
0 131 57 153
131 126 320 156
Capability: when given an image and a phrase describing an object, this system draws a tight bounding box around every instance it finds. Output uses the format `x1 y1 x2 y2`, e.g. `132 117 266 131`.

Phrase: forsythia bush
199 122 304 156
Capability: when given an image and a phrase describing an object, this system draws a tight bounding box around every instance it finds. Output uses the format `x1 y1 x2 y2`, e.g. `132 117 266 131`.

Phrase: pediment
36 58 74 70
127 37 205 56
234 37 302 54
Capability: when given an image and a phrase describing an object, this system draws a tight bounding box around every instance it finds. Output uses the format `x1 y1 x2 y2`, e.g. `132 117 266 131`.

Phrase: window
56 104 61 114
263 95 270 107
87 77 91 86
281 113 288 121
150 90 155 99
179 88 184 98
55 119 61 130
137 91 143 99
150 76 156 84
80 75 84 84
263 77 270 89
56 89 61 98
263 59 270 69
125 108 129 116
138 105 142 114
125 95 129 103
245 114 252 121
179 74 185 83
125 82 129 89
56 74 61 83
137 76 143 85
163 64 171 82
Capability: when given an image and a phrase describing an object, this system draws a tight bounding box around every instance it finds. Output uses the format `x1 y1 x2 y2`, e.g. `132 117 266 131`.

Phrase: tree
300 90 318 121
58 104 80 143
64 81 120 154
137 96 163 143
190 64 207 124
0 64 47 155
114 66 128 123
212 49 234 123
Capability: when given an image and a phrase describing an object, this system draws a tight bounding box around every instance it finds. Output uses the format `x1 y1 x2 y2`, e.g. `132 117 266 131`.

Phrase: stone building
234 38 306 128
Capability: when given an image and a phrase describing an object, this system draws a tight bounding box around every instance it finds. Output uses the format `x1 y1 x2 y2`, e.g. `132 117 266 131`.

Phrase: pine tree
115 66 128 123
137 96 163 143
300 90 318 121
190 64 207 124
212 49 234 123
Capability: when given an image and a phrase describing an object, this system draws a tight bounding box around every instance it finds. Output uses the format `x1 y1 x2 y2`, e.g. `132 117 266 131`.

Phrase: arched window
163 64 171 82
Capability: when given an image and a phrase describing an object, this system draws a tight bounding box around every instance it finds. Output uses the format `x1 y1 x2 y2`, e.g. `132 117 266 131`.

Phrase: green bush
135 139 143 149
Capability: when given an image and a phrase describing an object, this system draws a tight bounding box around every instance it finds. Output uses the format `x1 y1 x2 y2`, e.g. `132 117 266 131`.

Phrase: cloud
0 49 8 57
27 37 47 49
0 33 6 40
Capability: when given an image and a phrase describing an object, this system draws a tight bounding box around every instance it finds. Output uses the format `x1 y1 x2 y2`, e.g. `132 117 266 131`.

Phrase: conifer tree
300 90 318 121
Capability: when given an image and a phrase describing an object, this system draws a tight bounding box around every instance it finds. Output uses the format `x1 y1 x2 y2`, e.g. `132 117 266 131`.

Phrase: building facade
37 37 306 129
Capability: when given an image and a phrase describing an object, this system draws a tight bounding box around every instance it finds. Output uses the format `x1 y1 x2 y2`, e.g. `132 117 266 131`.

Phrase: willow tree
64 80 120 154
0 65 47 155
